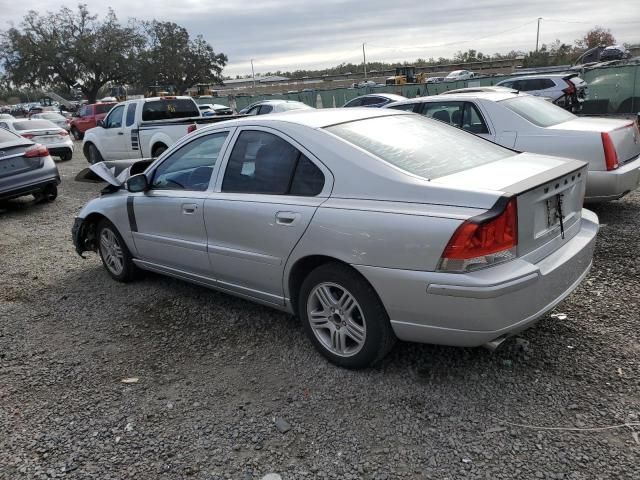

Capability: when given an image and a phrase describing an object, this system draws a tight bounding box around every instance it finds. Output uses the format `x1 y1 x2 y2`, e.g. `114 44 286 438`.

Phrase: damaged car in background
73 109 598 369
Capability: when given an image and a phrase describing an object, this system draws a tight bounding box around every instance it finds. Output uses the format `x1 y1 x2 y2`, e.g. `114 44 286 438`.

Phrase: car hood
75 159 153 187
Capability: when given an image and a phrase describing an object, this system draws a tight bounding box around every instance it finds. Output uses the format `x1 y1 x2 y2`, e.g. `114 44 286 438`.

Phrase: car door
204 127 331 305
131 130 232 278
99 105 127 159
121 102 140 157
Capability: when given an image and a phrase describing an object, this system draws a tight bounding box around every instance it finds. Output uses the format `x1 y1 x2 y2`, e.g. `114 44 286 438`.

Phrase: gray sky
1 0 639 77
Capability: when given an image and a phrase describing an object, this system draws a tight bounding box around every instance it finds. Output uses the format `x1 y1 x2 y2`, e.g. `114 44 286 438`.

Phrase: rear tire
59 151 72 161
152 144 167 158
34 184 57 203
71 127 83 141
86 143 103 164
96 219 138 282
298 262 396 369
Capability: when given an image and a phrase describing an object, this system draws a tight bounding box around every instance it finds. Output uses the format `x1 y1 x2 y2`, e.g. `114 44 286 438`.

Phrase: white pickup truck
82 96 234 163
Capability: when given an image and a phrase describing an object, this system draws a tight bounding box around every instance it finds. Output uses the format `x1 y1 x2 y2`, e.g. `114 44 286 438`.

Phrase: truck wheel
71 127 83 140
152 144 167 158
87 144 103 164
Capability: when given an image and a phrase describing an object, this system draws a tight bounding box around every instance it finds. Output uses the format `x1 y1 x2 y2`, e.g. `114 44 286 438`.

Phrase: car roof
356 93 406 100
387 91 522 105
255 99 308 105
499 74 572 81
201 107 409 130
440 86 518 95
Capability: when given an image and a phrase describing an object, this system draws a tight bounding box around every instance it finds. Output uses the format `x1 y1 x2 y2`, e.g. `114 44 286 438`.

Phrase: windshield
13 120 58 130
326 114 513 179
500 96 576 127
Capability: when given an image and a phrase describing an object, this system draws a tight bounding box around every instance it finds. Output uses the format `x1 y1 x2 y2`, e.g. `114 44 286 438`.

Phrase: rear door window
419 101 463 126
141 99 199 121
125 103 137 127
388 103 419 112
361 96 384 106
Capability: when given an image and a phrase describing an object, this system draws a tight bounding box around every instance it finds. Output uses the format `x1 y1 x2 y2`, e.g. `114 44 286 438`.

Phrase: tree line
0 4 227 103
241 27 622 79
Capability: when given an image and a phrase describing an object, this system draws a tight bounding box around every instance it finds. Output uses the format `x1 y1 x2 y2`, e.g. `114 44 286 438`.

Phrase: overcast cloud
1 0 639 77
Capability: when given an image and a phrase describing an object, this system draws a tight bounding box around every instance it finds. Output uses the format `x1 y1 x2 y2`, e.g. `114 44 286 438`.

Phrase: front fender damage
72 216 97 258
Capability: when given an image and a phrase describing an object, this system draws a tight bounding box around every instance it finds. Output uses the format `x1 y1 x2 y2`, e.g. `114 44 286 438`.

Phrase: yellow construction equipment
385 66 427 85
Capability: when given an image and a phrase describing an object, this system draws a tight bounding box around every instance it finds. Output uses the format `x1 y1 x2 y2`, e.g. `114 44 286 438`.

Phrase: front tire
97 219 138 282
86 143 103 164
298 262 396 369
71 127 83 141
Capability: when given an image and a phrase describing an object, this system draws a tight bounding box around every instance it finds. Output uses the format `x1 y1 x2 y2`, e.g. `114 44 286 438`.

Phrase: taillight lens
21 133 35 139
187 123 197 134
601 132 619 171
24 144 49 158
438 197 518 272
562 79 576 95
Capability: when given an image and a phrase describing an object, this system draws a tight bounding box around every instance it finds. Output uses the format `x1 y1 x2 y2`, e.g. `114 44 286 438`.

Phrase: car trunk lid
0 142 43 178
433 152 588 262
549 117 640 166
20 128 67 145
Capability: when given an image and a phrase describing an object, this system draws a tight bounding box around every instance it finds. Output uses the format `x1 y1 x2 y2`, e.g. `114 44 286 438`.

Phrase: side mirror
96 119 105 127
126 173 149 193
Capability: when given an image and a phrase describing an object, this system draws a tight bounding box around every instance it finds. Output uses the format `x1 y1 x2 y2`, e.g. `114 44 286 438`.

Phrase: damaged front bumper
72 217 94 258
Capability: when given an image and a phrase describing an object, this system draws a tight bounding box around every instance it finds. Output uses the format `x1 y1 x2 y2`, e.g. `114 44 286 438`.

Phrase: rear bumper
0 156 60 201
586 155 640 202
355 209 599 347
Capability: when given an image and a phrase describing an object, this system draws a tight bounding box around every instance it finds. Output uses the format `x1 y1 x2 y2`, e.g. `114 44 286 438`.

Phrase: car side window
103 105 124 128
222 130 324 196
420 101 463 126
125 103 136 127
246 106 260 116
151 132 228 191
79 106 88 117
388 103 418 112
541 79 556 89
259 105 273 114
345 97 363 107
361 96 383 106
0 122 8 129
500 81 514 88
462 102 489 134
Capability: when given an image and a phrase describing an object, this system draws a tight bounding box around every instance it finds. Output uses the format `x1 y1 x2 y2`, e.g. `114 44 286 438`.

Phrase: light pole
362 43 367 80
250 59 256 92
535 17 542 52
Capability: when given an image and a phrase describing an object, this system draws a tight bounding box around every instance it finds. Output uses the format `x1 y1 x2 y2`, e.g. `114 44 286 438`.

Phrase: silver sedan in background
0 118 74 161
73 109 598 368
31 112 71 131
385 91 640 202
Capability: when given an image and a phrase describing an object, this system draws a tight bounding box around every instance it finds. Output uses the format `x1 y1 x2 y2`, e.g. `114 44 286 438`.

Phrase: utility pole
535 17 542 52
250 59 256 92
362 43 367 80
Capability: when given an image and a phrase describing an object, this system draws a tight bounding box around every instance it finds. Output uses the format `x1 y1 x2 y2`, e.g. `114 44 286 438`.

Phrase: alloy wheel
306 282 367 357
99 228 124 276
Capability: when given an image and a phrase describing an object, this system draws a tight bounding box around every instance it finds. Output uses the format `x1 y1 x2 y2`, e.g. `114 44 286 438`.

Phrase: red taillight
21 133 35 139
24 144 49 158
439 197 518 272
601 132 619 171
562 79 576 95
187 123 197 134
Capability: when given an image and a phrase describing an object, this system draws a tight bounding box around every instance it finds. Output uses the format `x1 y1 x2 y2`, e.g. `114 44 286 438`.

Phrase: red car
69 102 116 140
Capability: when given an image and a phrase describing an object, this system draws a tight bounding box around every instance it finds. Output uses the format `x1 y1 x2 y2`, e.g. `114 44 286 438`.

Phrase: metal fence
197 63 640 115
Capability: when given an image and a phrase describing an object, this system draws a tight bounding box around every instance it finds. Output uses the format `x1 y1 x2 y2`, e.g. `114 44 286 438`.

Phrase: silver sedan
385 92 640 202
72 109 598 368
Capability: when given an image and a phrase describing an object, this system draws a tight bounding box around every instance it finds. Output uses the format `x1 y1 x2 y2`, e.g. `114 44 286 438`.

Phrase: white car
496 74 587 112
425 77 445 84
0 118 74 160
444 70 476 82
385 91 640 202
31 112 71 131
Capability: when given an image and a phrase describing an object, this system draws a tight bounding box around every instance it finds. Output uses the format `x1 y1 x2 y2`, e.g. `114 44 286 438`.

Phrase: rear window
13 120 57 130
142 99 199 121
0 128 19 143
500 96 575 127
326 114 512 180
95 103 115 115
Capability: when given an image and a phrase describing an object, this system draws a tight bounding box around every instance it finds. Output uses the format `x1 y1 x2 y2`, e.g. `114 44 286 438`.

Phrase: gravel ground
1 144 638 479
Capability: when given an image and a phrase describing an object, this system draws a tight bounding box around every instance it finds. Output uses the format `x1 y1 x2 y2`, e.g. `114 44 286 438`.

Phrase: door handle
275 211 300 226
182 203 198 214
117 132 124 135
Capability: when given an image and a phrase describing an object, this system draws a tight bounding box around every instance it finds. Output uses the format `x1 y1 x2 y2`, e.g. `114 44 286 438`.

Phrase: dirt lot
1 144 638 479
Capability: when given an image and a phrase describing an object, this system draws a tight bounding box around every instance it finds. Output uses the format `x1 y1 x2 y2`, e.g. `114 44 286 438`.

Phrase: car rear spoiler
75 158 154 187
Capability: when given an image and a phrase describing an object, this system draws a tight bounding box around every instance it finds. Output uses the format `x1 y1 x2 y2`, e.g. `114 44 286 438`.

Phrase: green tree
0 4 145 103
139 21 227 94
